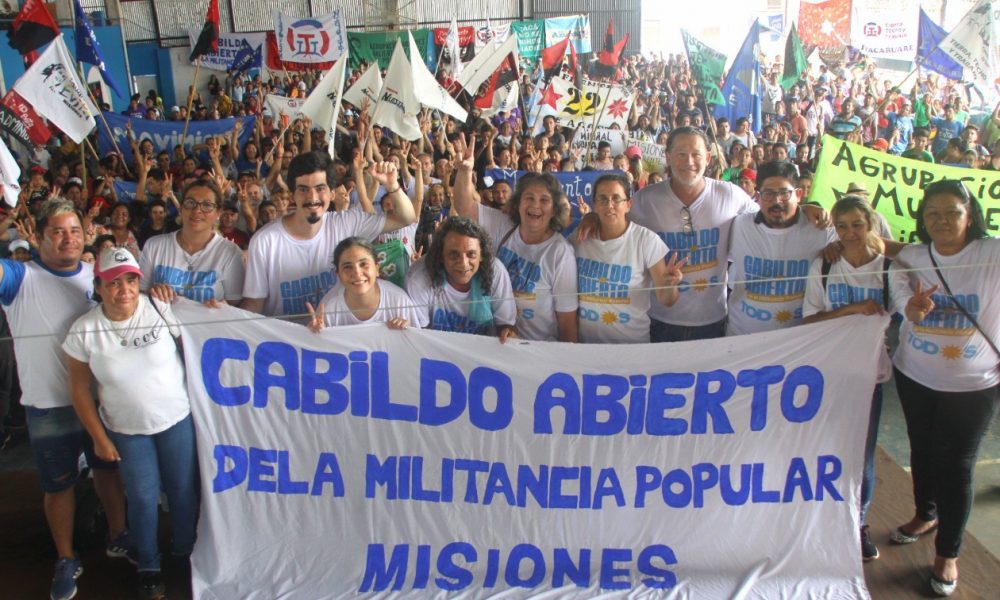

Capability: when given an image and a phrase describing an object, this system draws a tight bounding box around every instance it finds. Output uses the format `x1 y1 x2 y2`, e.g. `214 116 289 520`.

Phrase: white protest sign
179 301 879 598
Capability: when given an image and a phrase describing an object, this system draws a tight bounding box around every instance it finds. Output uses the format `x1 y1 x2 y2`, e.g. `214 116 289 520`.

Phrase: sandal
889 520 938 544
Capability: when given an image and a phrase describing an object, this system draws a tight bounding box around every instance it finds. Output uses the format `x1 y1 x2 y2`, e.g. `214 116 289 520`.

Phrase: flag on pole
6 0 59 55
343 64 383 117
681 30 727 106
0 90 52 147
446 17 463 76
299 51 349 159
594 18 629 79
716 19 762 133
13 35 97 144
540 34 571 81
408 31 468 123
936 0 997 89
457 34 519 95
190 0 220 62
72 0 125 99
781 22 807 91
916 9 964 81
371 40 422 141
228 40 262 75
0 137 21 208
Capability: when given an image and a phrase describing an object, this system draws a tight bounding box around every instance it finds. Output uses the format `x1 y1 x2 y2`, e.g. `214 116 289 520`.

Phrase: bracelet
384 185 401 194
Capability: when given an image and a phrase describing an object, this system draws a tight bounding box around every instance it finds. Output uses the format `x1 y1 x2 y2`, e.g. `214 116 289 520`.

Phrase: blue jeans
26 405 117 493
650 318 727 343
860 384 883 525
107 414 199 571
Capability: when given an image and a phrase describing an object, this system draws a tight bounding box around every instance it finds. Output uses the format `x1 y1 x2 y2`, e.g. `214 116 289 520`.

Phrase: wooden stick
180 61 202 151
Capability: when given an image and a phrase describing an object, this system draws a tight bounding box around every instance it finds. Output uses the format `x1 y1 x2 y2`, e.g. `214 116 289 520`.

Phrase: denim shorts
26 405 117 493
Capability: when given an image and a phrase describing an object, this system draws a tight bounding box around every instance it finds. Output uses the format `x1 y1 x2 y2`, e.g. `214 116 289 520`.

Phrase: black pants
894 368 999 558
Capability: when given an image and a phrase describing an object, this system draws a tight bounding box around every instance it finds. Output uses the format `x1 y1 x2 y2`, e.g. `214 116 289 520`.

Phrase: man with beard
242 151 416 317
726 161 837 336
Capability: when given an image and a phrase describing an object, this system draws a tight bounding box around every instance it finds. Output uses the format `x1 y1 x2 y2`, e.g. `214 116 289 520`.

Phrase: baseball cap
871 138 889 151
624 145 642 160
95 247 142 282
9 239 29 253
29 165 46 175
739 168 757 182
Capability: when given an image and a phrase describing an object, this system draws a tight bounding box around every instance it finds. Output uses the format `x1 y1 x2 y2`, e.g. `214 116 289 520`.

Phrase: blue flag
714 20 762 135
917 9 964 82
72 0 125 99
228 40 262 74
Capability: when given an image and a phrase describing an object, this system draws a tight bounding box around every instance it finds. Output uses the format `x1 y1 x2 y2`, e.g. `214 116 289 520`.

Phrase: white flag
408 31 467 123
300 52 349 159
479 81 519 118
938 0 998 88
14 35 97 144
445 17 462 76
371 40 422 141
344 64 383 117
0 138 21 208
457 33 518 94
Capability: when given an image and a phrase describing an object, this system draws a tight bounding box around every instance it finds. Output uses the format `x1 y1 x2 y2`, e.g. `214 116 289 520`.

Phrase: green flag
781 23 807 91
681 30 726 105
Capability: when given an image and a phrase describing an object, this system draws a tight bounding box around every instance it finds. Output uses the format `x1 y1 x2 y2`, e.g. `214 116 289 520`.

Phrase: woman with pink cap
63 247 197 600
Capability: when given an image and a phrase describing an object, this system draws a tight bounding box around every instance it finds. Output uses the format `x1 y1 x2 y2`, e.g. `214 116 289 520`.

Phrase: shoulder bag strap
926 246 1000 360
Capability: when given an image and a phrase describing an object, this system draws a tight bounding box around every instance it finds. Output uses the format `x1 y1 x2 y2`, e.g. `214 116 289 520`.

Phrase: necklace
178 232 211 290
107 304 140 347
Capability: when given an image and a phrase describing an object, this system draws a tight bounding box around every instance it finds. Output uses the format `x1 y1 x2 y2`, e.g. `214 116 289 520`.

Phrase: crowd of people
0 42 997 600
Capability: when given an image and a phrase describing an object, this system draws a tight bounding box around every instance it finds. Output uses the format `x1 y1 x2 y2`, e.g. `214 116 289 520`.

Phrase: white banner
629 136 667 173
343 64 382 117
274 10 348 64
570 124 626 159
186 31 267 72
850 0 919 61
264 94 306 121
178 300 880 599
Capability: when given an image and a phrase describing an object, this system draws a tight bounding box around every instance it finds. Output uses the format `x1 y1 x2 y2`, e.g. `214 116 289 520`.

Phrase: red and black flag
7 0 59 55
540 34 571 81
189 0 220 62
473 52 519 112
594 18 629 79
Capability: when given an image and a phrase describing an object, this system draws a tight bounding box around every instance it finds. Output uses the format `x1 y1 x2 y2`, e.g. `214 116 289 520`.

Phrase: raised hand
664 252 689 286
371 161 399 189
454 133 476 172
905 280 939 323
305 302 325 333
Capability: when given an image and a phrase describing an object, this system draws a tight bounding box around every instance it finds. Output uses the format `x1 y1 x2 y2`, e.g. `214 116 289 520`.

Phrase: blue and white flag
916 9 964 81
714 19 762 134
228 40 262 74
72 0 124 98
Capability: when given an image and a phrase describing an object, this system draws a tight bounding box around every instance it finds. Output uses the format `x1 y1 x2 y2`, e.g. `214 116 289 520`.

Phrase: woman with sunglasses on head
801 195 895 564
887 179 1000 597
452 135 579 342
574 173 686 344
138 178 245 306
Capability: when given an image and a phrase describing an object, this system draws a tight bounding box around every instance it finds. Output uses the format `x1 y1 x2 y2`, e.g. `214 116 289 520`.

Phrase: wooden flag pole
180 61 202 152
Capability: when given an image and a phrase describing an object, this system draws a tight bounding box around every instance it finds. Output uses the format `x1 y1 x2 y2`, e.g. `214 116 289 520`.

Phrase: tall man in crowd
242 151 417 317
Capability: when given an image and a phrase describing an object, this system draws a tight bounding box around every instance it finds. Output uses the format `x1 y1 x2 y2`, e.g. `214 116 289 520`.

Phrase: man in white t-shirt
630 127 758 342
0 199 129 600
242 151 417 317
727 161 838 336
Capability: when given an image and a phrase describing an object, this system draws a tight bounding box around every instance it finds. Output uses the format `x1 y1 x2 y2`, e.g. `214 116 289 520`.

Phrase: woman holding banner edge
887 179 1000 597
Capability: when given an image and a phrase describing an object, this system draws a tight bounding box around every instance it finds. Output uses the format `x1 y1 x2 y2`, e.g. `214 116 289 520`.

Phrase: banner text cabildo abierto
177 302 881 599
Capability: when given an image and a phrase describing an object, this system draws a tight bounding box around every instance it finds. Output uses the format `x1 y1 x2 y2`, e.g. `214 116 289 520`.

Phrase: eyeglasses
594 196 629 207
181 199 219 212
680 206 693 234
759 189 794 202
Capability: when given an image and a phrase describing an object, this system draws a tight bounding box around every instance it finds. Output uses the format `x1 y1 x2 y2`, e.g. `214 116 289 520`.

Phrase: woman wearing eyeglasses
574 173 686 343
886 180 1000 597
138 178 245 306
452 136 579 342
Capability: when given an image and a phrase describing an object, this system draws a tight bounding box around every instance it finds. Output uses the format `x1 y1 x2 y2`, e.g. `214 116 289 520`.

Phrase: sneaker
860 525 879 561
50 557 83 600
106 529 137 565
138 571 166 600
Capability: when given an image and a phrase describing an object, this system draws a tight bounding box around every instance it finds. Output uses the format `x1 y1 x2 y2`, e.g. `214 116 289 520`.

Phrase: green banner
347 30 431 70
681 30 726 106
512 20 545 62
375 239 408 289
810 136 1000 242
